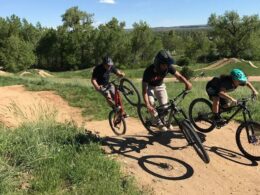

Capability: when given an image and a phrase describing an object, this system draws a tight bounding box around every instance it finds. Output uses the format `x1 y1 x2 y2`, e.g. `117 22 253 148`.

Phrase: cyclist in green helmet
206 68 258 125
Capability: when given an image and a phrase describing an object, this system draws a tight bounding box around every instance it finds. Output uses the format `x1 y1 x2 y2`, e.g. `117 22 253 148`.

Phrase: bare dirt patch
0 70 13 76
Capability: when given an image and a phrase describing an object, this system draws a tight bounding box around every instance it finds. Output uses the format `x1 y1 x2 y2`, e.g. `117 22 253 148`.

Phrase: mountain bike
189 96 260 160
138 90 210 163
107 77 141 135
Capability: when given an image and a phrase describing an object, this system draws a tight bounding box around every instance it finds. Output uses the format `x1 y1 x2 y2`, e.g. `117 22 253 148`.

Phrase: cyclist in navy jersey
91 56 125 110
142 50 192 131
206 68 258 124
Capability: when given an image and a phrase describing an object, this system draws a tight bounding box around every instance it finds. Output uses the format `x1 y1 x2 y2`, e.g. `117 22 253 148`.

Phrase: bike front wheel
189 98 215 133
137 104 162 136
180 120 210 164
236 121 260 161
120 78 141 106
109 110 126 135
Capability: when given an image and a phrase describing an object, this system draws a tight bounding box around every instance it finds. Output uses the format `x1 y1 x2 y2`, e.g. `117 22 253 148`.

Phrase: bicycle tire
120 78 141 106
236 121 260 161
189 98 215 133
109 110 126 135
137 104 161 136
180 119 210 164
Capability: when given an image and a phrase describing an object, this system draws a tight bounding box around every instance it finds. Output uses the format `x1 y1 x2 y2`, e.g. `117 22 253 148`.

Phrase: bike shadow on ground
205 145 258 166
101 130 194 180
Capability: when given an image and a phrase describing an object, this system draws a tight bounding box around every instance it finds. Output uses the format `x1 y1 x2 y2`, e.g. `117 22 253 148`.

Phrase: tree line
0 7 259 72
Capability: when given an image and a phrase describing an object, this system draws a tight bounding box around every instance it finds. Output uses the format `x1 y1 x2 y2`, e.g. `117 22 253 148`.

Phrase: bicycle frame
111 81 125 114
157 91 190 127
219 100 253 124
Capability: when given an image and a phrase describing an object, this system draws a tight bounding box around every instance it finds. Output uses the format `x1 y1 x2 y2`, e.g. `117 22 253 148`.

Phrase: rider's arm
115 69 125 77
174 71 192 90
218 88 237 103
91 78 101 91
142 82 155 113
246 81 259 96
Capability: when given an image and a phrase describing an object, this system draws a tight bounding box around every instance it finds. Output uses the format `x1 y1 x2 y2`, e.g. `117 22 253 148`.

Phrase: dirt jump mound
195 58 242 71
0 85 85 128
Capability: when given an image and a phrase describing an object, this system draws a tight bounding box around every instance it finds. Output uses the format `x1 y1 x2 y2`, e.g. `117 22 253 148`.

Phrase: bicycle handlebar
172 90 191 103
108 77 121 84
157 89 191 110
237 95 256 106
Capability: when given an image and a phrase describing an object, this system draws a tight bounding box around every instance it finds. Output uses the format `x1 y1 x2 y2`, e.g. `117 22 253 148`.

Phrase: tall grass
0 120 141 194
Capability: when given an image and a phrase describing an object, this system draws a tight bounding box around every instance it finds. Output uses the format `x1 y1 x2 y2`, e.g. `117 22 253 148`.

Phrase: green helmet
230 69 247 82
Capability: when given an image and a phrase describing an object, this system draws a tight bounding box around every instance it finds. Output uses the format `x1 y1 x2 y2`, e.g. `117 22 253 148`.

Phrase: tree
208 11 260 57
0 35 36 72
93 17 129 66
60 7 95 69
161 30 183 53
184 31 211 62
130 21 162 67
36 29 61 70
61 6 93 31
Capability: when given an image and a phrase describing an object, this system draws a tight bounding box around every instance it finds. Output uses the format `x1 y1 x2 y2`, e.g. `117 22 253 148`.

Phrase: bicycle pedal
123 114 129 118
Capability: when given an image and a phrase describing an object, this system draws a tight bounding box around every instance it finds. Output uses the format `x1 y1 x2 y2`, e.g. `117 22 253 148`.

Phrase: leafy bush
180 66 194 80
176 56 190 66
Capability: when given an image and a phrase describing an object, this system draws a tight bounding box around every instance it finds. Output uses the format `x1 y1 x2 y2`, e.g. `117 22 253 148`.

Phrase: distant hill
125 24 210 32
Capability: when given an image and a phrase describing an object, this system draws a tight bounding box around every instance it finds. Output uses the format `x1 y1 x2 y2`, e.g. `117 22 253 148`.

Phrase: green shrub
180 66 194 80
176 56 190 66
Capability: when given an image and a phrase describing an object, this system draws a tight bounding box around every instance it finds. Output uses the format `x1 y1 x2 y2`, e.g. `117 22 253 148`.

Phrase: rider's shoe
168 124 175 131
159 126 168 132
157 120 167 132
214 118 227 128
212 113 226 128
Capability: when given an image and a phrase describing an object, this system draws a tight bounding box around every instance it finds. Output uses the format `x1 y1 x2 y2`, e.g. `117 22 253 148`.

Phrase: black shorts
206 83 229 107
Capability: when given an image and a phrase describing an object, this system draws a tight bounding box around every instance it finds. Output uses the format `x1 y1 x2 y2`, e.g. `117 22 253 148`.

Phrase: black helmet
154 50 174 72
102 56 114 66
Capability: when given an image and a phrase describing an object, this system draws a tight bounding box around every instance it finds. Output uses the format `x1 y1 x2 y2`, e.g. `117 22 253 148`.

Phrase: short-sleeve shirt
142 64 176 86
92 64 118 85
206 76 236 96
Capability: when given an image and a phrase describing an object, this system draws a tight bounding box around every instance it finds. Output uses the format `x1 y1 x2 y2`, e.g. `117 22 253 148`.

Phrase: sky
0 0 259 28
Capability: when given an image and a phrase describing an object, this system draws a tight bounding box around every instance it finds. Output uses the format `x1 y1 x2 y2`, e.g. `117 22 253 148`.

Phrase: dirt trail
0 85 259 194
194 58 242 71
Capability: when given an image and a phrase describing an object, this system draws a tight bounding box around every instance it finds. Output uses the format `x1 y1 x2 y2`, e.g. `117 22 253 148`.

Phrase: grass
55 68 93 79
50 61 260 79
0 120 141 194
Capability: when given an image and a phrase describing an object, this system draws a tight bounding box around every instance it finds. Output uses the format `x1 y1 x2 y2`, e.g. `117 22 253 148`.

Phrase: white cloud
99 0 116 4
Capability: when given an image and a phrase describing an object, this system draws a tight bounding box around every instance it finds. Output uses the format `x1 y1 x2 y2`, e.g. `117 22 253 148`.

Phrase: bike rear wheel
120 78 141 106
137 104 162 136
189 98 215 133
236 121 260 161
109 110 126 135
180 120 210 164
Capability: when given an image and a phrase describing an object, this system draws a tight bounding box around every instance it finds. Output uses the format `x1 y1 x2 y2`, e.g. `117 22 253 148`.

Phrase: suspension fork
242 108 254 143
